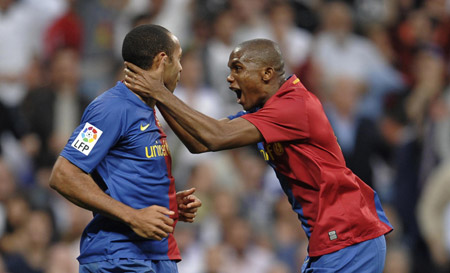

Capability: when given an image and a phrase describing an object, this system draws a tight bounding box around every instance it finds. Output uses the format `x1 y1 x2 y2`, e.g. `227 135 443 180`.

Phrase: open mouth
236 90 242 99
230 88 242 100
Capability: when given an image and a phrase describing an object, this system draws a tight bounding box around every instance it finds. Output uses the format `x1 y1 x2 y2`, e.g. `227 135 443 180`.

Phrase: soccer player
123 38 393 272
49 24 201 273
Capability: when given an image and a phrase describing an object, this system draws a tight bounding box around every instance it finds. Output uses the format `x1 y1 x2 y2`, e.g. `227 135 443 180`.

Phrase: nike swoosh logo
140 123 150 131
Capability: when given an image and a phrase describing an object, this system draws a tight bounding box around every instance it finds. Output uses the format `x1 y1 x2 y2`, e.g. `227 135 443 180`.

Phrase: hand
176 188 202 223
124 59 167 99
128 205 175 240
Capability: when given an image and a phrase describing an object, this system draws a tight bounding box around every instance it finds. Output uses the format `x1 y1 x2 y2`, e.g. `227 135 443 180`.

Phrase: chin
164 83 176 93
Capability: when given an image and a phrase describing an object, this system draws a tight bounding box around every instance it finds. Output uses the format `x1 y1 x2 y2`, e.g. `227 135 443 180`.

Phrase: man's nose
226 74 233 83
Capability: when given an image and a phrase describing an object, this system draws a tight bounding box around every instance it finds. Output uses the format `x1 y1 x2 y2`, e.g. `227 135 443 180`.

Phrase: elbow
49 167 64 192
49 173 59 191
189 147 209 154
201 132 230 152
183 142 210 154
205 139 226 152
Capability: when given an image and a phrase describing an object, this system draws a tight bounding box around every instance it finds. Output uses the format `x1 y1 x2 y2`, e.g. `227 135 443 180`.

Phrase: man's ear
262 67 274 83
152 52 168 70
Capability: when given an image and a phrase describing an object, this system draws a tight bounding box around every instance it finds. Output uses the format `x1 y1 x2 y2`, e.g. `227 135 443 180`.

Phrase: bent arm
49 156 176 240
157 91 262 151
124 62 264 151
49 156 136 224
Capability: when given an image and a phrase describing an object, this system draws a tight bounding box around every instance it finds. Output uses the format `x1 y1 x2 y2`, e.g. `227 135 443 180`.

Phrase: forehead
169 34 182 56
228 47 249 66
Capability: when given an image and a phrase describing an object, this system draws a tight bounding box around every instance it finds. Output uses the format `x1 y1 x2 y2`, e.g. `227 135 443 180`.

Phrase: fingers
123 69 136 83
147 214 174 239
124 61 144 74
123 70 141 92
176 187 196 199
132 205 176 240
184 195 202 208
151 226 170 240
179 211 197 223
156 220 174 233
180 211 197 219
155 205 175 216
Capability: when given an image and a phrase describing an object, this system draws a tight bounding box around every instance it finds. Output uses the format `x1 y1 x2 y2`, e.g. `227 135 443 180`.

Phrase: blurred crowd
0 0 450 272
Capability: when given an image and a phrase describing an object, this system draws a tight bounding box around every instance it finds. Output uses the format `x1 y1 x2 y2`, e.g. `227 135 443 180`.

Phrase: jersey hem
307 228 392 257
78 254 182 264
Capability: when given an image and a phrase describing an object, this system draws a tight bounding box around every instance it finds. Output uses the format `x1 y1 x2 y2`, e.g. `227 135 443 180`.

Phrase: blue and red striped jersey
236 75 393 257
60 81 180 263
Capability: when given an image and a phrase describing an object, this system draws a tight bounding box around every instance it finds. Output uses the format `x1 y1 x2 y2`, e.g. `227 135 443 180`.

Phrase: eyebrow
229 59 241 66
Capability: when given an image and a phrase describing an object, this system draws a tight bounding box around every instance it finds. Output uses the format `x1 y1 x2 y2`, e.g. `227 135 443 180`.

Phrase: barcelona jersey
60 82 180 263
231 75 393 257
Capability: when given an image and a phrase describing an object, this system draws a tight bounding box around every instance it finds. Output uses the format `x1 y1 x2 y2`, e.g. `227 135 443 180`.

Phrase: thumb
177 187 196 198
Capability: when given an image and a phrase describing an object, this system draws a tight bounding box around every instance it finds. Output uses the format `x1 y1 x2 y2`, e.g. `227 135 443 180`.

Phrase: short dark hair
239 39 285 77
122 24 175 70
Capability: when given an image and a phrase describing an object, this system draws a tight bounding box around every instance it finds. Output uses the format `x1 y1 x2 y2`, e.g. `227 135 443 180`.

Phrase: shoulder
84 88 132 119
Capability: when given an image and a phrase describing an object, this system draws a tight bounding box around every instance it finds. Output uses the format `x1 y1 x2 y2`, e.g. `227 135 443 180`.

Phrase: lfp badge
71 122 103 156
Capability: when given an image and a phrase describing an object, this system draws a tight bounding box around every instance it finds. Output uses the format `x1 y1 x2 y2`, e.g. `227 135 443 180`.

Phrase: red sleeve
242 95 309 143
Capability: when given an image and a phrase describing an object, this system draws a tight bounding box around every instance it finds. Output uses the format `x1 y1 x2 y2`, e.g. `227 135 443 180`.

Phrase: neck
133 91 156 108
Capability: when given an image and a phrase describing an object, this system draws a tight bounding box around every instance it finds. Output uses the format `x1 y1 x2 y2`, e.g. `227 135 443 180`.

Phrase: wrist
118 206 137 226
157 87 172 105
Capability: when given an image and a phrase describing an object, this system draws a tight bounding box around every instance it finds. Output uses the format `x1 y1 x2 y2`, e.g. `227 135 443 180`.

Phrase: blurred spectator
21 47 89 169
0 100 32 157
0 192 31 253
147 0 194 47
0 159 17 237
0 0 65 107
220 217 275 273
1 1 450 272
418 161 450 271
75 0 123 99
205 8 241 115
384 241 412 273
3 209 54 273
174 222 205 273
272 206 308 273
323 75 390 189
44 0 83 61
229 0 273 44
268 1 312 75
45 202 91 273
199 189 240 247
312 1 404 121
312 1 377 81
405 47 447 185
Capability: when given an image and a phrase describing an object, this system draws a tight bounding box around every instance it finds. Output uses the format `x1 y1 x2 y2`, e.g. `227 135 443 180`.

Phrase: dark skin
124 40 286 152
50 157 201 240
49 34 201 241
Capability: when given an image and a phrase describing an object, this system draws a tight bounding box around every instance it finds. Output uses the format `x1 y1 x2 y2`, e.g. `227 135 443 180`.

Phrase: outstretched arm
49 156 175 240
125 61 263 151
157 103 209 153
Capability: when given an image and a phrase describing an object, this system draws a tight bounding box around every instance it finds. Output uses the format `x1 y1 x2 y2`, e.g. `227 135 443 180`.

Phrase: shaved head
227 39 288 110
236 39 285 78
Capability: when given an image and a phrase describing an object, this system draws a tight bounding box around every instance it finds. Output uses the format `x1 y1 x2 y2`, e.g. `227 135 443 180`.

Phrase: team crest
273 142 284 156
71 122 103 155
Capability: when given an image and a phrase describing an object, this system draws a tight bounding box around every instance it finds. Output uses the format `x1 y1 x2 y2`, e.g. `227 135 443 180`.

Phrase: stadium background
0 0 450 272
